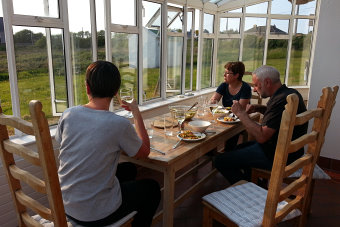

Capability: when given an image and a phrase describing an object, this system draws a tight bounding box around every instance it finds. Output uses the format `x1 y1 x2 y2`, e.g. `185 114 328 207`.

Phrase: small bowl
213 107 228 118
169 105 198 120
188 120 211 133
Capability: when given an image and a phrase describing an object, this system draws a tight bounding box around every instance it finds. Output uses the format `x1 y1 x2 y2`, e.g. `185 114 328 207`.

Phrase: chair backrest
262 86 338 226
0 100 68 227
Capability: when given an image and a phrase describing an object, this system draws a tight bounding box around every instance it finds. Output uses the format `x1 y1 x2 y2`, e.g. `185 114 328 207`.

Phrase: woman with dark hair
210 61 251 109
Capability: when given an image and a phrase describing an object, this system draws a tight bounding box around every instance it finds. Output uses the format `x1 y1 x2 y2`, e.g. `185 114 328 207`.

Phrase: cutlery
150 147 166 155
187 102 198 111
173 138 183 149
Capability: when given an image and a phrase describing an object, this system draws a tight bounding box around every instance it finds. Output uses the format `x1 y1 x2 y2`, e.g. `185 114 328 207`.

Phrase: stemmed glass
120 88 134 118
174 107 186 134
208 100 218 123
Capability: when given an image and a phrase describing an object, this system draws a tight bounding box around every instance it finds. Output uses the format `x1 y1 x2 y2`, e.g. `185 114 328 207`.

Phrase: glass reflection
203 13 214 34
201 38 213 89
167 36 183 97
289 19 314 86
220 18 240 34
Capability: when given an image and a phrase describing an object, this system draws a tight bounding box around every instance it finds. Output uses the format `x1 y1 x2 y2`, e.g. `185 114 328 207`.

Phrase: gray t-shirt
55 106 142 221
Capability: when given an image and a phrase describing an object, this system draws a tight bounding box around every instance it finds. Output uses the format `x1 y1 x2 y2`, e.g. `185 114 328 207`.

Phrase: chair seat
32 211 137 227
288 164 330 179
202 182 301 227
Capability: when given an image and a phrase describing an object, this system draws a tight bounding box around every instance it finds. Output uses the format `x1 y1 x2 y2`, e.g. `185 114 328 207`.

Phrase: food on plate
223 116 235 122
179 130 201 140
214 109 226 114
225 107 231 110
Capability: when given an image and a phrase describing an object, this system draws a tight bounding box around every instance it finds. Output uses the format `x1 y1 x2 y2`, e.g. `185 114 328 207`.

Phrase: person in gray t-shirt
55 61 160 227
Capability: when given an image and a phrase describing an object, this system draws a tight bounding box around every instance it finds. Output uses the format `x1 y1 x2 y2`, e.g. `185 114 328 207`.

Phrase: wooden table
121 113 260 227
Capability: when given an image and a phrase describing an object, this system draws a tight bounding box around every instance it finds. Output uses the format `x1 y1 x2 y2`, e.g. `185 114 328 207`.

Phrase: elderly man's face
252 74 270 98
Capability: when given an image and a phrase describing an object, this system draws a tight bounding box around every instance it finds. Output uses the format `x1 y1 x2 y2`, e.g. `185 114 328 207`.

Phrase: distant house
0 17 5 44
245 24 287 35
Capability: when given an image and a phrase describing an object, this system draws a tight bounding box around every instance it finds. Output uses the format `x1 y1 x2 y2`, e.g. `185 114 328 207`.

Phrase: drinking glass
174 107 186 134
145 119 154 139
164 114 174 136
208 100 218 123
120 88 134 118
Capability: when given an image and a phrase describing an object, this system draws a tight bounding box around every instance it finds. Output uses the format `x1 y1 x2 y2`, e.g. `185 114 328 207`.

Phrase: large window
0 0 320 137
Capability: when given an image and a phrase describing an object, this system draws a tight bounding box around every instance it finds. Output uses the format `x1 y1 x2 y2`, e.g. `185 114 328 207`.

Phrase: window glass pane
246 2 268 14
270 19 289 34
271 0 292 14
50 28 68 114
68 0 93 106
289 19 314 86
13 0 59 18
295 0 316 16
168 6 183 33
112 33 138 107
167 36 183 97
219 18 240 34
228 8 242 13
243 17 266 72
267 39 288 83
201 38 213 89
96 0 105 60
203 13 214 34
111 0 136 26
216 39 240 85
142 1 161 100
13 26 63 125
185 11 193 92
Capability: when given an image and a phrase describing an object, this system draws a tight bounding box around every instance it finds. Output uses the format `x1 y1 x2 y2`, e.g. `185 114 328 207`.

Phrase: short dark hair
85 61 121 98
224 61 245 81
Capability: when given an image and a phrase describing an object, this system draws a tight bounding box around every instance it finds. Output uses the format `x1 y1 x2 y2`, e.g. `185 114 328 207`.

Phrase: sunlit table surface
120 112 260 227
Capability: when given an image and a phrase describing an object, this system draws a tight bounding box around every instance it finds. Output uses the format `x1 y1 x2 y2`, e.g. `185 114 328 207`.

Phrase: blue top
216 81 252 107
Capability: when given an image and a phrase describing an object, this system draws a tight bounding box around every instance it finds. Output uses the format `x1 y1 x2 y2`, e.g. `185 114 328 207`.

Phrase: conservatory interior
0 0 339 226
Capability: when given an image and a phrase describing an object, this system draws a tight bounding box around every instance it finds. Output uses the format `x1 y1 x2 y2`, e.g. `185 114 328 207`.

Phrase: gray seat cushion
32 211 137 227
202 182 301 227
289 164 330 179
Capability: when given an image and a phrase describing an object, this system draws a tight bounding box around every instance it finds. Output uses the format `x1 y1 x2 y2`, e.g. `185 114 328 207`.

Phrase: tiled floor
138 160 340 227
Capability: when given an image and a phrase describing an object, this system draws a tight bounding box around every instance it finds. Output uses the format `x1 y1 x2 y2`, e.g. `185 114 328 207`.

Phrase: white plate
217 116 240 124
177 132 206 142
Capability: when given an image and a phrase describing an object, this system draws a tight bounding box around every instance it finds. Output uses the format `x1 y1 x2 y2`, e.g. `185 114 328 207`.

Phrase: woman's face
224 68 238 83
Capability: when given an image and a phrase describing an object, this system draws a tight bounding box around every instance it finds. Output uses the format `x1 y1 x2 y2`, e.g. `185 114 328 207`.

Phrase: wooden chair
0 100 135 227
251 85 338 216
202 86 338 227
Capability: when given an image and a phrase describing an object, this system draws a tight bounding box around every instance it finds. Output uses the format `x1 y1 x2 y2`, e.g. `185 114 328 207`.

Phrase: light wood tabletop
120 112 260 227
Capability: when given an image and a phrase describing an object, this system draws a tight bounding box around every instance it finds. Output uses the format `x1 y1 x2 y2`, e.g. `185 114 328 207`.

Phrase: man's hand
231 100 245 116
246 104 255 114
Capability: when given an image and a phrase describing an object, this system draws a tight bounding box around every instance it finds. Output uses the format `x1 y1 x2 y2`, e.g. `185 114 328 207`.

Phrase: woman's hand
121 99 138 113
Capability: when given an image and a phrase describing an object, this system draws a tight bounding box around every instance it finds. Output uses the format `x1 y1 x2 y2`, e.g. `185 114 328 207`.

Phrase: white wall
309 0 340 160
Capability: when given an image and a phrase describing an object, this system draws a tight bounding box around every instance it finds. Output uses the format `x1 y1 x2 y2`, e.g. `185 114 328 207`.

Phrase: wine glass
208 100 218 123
120 88 134 118
174 107 186 134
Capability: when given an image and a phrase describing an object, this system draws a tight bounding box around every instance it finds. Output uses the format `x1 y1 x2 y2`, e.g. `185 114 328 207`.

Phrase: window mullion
161 1 168 99
181 5 187 94
137 0 143 105
60 0 74 107
90 0 97 62
2 0 20 119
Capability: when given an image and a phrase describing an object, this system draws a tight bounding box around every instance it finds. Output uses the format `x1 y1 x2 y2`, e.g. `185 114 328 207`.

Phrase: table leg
163 167 175 227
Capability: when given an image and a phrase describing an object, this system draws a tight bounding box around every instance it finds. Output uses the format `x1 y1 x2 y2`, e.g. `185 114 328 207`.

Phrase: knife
150 147 166 155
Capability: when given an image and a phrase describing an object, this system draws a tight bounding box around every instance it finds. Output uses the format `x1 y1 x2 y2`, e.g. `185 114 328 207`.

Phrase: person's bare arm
239 98 250 109
209 92 222 103
245 104 267 114
232 101 275 143
122 99 150 158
